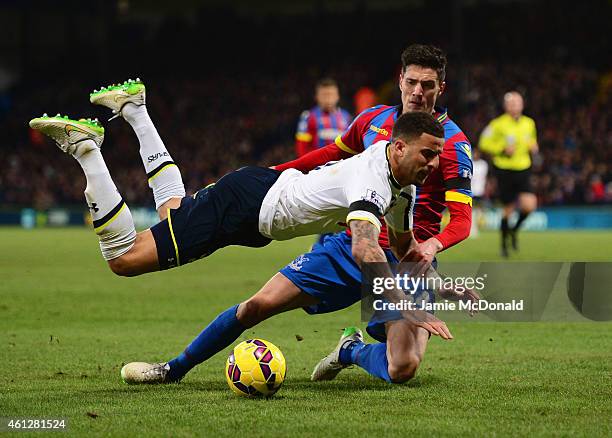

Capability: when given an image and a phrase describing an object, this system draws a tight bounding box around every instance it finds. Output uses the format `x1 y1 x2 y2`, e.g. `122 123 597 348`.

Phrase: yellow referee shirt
479 114 537 171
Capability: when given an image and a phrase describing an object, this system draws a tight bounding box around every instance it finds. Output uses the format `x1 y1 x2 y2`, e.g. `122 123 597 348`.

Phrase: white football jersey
258 141 415 240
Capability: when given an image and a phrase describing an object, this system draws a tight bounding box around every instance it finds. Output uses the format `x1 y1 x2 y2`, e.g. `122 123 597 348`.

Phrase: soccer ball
225 339 286 397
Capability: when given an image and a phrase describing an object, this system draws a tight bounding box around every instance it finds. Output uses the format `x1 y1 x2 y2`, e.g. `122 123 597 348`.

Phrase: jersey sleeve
344 162 393 232
441 135 473 206
384 185 416 232
334 106 381 156
274 143 349 172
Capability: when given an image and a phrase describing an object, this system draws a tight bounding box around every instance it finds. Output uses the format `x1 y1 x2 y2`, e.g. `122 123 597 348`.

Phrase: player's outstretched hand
402 309 453 340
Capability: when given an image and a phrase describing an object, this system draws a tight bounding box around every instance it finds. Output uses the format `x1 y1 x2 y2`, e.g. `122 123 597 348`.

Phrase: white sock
122 103 185 209
76 143 136 260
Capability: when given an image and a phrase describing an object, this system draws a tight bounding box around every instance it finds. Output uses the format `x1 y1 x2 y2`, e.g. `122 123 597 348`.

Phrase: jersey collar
397 105 448 124
385 143 402 191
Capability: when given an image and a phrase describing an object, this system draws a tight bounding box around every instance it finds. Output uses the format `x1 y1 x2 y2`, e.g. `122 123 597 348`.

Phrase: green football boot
90 78 145 119
29 115 104 157
311 326 364 381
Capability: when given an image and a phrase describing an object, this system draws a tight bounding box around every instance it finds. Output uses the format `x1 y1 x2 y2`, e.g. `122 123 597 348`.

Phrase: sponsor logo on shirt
369 125 390 137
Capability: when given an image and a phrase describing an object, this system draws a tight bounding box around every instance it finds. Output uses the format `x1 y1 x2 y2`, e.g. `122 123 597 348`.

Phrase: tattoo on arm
350 220 385 265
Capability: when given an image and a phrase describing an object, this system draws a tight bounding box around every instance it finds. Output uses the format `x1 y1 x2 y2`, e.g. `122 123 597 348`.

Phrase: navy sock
167 304 245 381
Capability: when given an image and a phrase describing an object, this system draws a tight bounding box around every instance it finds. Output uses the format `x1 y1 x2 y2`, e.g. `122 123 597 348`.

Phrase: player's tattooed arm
349 220 453 339
349 219 386 265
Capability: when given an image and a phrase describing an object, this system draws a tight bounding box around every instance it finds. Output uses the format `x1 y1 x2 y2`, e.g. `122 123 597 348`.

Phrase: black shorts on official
495 167 533 204
150 166 281 270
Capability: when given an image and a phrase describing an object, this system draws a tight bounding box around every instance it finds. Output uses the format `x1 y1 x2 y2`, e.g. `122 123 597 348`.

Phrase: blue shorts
280 232 435 343
151 166 280 269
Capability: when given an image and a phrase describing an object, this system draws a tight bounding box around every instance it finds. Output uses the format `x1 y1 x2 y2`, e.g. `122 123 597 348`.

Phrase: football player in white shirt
30 85 458 384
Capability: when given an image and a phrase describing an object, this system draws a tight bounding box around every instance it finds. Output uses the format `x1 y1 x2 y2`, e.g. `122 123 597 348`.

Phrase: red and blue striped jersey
295 106 352 157
338 105 473 246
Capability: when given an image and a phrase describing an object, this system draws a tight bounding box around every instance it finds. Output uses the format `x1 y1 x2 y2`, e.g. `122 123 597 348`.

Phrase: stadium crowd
1 1 610 210
2 62 610 209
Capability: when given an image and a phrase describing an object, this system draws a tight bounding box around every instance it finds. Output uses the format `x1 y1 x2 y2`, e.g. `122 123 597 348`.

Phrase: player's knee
387 354 420 383
157 197 182 220
108 255 139 277
236 299 267 328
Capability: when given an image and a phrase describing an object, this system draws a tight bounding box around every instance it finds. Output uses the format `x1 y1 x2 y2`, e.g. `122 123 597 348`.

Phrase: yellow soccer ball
225 339 286 397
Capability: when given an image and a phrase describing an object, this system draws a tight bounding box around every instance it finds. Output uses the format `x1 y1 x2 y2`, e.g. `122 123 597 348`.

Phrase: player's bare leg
106 230 160 276
236 273 320 327
90 80 186 220
384 319 429 383
121 272 319 384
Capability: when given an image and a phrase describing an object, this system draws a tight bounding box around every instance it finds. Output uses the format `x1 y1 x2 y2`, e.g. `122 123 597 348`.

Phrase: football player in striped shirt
274 44 474 384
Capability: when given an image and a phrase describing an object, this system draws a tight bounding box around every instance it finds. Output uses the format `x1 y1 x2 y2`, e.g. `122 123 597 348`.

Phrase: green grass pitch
1 228 611 436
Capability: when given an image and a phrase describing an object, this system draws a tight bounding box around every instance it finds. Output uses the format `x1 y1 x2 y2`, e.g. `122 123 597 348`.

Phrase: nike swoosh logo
65 124 92 145
65 124 87 136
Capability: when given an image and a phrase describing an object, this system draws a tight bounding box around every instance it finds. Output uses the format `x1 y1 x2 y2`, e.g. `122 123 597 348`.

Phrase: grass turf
1 228 611 437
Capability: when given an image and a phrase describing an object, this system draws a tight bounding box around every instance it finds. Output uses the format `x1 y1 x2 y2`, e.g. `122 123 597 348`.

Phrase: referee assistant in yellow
479 91 538 257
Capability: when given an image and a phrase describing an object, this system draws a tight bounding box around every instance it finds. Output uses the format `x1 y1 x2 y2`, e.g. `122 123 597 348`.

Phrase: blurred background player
479 91 538 257
470 147 489 237
295 78 352 245
295 78 352 158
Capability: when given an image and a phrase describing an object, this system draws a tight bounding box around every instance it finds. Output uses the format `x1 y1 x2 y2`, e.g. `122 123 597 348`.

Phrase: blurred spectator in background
479 91 538 257
294 78 352 158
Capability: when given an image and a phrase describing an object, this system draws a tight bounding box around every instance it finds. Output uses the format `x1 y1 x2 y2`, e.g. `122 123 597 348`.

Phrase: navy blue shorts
151 166 281 269
280 232 435 343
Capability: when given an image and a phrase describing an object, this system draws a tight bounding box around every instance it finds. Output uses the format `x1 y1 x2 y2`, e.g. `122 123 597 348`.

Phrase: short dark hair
400 44 447 82
391 112 444 142
316 78 338 89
